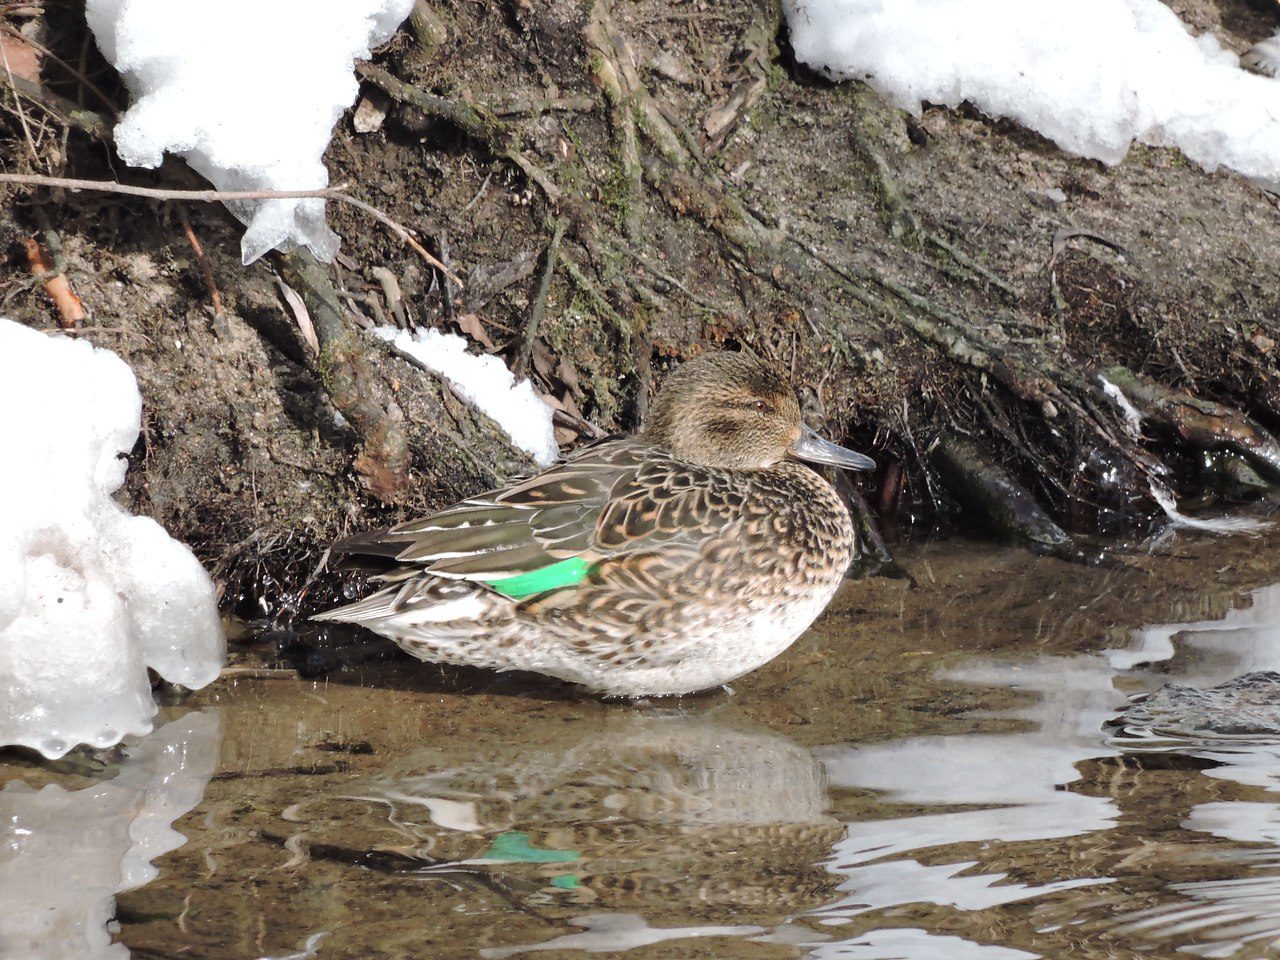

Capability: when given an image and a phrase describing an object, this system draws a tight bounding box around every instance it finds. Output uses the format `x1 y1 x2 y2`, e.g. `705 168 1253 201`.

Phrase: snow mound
374 326 560 467
84 0 414 265
0 319 224 759
0 712 220 959
784 0 1280 186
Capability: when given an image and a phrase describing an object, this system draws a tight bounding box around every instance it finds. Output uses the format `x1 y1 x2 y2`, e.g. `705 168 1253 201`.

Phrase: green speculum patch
488 557 595 599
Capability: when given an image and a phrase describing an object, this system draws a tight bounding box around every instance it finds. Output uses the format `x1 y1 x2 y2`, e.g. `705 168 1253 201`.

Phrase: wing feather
327 435 743 594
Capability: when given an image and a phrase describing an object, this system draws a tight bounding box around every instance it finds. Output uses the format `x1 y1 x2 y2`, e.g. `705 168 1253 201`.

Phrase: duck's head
643 351 876 471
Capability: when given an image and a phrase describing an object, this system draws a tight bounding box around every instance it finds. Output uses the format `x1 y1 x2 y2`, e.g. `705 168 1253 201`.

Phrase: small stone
353 91 389 134
650 50 695 86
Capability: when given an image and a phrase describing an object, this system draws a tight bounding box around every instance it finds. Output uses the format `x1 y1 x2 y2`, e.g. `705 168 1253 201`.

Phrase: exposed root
514 218 565 379
357 61 563 206
848 122 1018 301
1101 366 1280 484
277 249 412 502
933 435 1073 552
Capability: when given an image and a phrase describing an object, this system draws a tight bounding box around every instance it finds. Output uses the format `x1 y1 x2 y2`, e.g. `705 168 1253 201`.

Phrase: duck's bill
789 424 876 471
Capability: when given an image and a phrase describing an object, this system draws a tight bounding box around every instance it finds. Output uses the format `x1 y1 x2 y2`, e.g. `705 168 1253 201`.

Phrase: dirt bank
3 0 1280 610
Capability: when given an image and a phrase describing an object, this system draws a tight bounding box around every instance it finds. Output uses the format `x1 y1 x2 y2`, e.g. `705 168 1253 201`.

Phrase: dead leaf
277 279 319 355
456 312 495 350
556 354 580 393
0 33 41 85
531 339 556 380
1252 329 1276 356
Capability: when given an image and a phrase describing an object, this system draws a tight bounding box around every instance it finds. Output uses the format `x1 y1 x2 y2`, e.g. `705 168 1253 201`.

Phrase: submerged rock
1114 671 1280 740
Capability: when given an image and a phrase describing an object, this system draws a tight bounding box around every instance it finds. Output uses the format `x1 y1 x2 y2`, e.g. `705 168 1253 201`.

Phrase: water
6 531 1280 959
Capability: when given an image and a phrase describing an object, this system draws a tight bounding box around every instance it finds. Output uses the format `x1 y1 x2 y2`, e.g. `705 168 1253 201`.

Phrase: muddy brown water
9 529 1280 959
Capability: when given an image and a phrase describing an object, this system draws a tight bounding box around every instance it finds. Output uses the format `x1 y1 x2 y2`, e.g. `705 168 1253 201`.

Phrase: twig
553 406 604 439
0 172 464 286
1 30 38 159
0 22 119 117
218 667 300 681
516 219 565 378
332 191 464 286
5 73 112 142
174 204 225 318
438 230 455 321
39 324 152 344
462 171 493 212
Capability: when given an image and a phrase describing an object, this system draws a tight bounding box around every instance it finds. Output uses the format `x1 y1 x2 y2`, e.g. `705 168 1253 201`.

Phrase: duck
313 350 875 697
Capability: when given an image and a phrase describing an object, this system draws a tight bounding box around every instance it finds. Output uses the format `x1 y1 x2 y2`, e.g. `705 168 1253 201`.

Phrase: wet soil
9 528 1280 959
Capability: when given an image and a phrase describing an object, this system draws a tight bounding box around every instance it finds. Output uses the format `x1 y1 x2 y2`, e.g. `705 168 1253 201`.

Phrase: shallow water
8 531 1280 959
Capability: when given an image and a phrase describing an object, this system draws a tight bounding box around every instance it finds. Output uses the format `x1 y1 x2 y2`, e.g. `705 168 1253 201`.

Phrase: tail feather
312 577 502 628
311 584 403 623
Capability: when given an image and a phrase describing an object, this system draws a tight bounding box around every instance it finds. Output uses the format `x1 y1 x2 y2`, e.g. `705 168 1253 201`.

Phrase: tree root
933 435 1074 552
514 218 565 378
277 249 411 502
848 124 1018 301
1100 366 1280 484
356 62 563 205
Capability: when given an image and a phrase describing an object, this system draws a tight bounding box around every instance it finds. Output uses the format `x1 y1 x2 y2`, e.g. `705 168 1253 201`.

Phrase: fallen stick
175 204 225 318
23 236 85 327
0 171 464 287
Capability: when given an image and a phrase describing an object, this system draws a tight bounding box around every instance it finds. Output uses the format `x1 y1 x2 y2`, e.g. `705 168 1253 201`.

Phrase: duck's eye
751 399 770 414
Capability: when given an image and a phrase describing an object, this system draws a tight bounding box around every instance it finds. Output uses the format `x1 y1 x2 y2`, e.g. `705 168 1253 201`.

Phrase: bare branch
0 171 463 286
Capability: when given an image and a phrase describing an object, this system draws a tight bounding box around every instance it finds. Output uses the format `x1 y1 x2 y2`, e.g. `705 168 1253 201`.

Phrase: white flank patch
84 0 414 264
0 319 225 758
1148 481 1271 535
1097 375 1144 438
784 0 1280 188
376 326 560 467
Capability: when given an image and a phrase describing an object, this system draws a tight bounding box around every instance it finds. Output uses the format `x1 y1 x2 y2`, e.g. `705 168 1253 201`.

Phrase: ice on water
0 320 224 758
0 713 221 959
84 0 414 264
784 0 1280 188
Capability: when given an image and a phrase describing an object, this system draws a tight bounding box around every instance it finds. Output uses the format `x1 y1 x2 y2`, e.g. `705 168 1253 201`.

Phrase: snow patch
84 0 414 265
783 0 1280 188
0 319 224 758
375 326 560 467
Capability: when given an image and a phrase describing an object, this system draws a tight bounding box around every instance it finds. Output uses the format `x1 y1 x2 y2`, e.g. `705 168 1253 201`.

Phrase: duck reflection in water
339 707 845 922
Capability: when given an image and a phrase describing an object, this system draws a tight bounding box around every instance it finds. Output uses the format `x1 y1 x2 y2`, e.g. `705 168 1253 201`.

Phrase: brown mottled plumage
314 351 874 696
